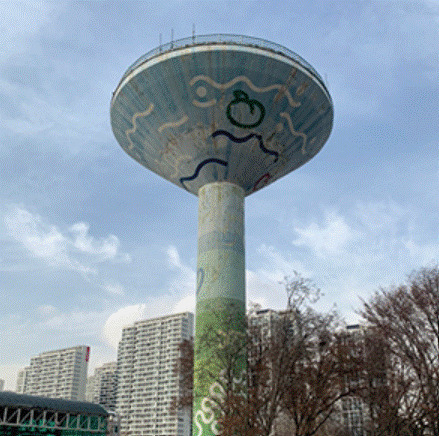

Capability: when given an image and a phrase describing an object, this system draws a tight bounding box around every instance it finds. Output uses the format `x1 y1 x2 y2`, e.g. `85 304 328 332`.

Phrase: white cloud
1 94 56 136
173 294 195 314
101 282 125 296
256 244 312 281
245 245 319 312
100 246 198 350
5 206 68 262
102 293 196 350
403 239 439 266
1 307 110 359
36 309 108 337
354 201 407 233
70 222 120 261
246 269 277 310
37 305 58 317
4 205 130 275
277 201 439 318
102 304 148 349
165 245 196 294
293 211 360 257
166 245 182 268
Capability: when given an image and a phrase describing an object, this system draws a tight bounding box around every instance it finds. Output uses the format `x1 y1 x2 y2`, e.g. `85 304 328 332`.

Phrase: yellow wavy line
189 75 301 108
167 153 193 179
126 104 154 149
157 115 189 133
280 112 308 154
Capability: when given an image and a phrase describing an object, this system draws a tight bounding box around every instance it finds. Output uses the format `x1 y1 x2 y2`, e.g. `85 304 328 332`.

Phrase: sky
1 0 438 390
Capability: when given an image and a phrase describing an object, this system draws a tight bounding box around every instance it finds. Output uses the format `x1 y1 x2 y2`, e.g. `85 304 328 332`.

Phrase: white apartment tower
341 324 370 436
16 367 30 393
19 345 89 401
116 312 194 436
248 306 299 346
86 361 117 411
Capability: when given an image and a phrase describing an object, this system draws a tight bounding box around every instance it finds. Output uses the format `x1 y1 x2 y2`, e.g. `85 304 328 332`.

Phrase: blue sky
1 0 438 389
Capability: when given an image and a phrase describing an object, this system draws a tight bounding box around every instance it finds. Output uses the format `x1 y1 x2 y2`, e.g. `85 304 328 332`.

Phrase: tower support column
193 181 246 436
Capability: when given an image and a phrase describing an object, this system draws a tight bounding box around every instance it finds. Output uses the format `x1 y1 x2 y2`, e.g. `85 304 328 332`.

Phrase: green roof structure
0 391 114 436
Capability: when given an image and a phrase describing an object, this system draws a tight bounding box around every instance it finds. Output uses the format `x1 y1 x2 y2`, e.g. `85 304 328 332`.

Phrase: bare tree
279 308 360 436
171 338 194 412
337 325 409 436
173 273 359 435
247 306 302 435
360 266 439 436
282 272 322 311
357 328 425 436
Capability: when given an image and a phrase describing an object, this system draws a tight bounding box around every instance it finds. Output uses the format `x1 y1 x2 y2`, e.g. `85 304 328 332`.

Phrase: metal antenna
192 24 196 42
159 33 162 52
171 28 174 48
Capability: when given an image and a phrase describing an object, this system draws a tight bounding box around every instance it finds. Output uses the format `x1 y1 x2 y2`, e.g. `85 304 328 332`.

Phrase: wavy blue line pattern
179 158 228 190
211 130 279 162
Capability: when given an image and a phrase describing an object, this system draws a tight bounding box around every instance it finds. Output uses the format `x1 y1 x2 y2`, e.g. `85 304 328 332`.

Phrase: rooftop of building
32 345 89 357
0 391 108 416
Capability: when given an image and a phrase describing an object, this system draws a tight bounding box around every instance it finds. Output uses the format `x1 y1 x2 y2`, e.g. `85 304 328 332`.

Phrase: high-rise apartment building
248 306 295 337
340 324 389 436
16 367 30 393
86 361 117 411
17 345 90 401
116 312 194 436
341 324 368 436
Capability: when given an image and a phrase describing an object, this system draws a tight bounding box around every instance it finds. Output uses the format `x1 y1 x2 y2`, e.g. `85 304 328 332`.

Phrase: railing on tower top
117 34 329 96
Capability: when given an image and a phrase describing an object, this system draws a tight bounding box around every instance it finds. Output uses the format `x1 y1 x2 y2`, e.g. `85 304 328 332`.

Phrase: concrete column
193 181 246 436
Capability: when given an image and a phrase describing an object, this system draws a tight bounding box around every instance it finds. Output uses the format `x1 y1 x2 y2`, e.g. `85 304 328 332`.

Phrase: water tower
111 34 333 435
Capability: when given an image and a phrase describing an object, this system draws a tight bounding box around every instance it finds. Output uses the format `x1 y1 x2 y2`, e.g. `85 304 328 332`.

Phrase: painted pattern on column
193 182 246 436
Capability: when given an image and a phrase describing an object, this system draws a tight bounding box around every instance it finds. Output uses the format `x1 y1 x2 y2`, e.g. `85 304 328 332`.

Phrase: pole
193 181 246 436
